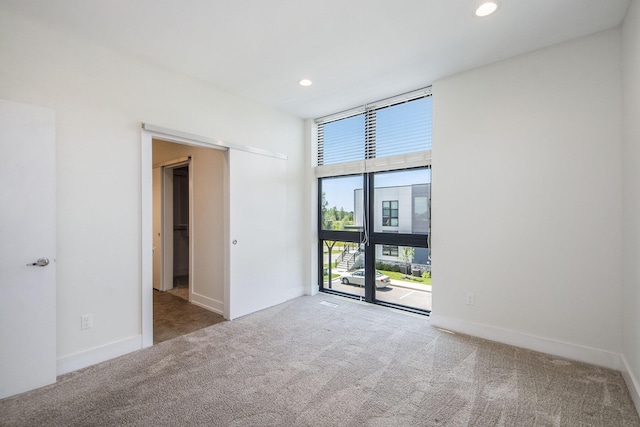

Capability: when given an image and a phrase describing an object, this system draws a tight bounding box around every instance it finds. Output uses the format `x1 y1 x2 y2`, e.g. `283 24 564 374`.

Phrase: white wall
152 140 226 313
0 6 307 371
305 118 319 294
622 0 640 411
431 29 623 368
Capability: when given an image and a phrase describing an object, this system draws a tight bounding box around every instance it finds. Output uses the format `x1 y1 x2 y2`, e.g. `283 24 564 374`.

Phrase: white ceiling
0 0 631 119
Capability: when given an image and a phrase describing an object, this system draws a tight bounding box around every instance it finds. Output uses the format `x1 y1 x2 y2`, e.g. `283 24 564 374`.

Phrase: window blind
316 87 432 175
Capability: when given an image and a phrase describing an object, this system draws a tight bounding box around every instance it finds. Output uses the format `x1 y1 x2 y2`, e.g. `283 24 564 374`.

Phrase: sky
322 168 431 211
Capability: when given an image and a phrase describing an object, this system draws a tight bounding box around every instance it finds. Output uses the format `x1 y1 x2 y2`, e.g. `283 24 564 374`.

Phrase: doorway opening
153 159 190 294
151 139 225 344
141 124 289 347
169 165 190 299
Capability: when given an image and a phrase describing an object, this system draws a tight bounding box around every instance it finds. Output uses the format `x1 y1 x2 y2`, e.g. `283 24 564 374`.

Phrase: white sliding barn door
228 149 286 319
0 99 57 398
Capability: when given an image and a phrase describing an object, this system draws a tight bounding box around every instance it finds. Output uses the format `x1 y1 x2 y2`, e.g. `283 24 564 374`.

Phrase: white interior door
152 167 162 290
0 99 56 399
228 149 286 319
161 166 175 292
153 160 189 292
153 165 176 292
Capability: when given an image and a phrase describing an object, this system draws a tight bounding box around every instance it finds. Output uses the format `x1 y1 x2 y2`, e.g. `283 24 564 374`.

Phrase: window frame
382 200 399 227
382 244 399 257
317 167 431 315
315 87 433 315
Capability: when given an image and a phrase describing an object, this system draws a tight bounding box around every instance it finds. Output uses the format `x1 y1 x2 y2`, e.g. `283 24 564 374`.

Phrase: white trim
57 335 141 376
140 131 154 348
190 293 224 315
285 286 306 301
315 150 432 178
622 354 640 416
142 123 287 160
308 119 319 297
153 156 190 168
429 314 623 370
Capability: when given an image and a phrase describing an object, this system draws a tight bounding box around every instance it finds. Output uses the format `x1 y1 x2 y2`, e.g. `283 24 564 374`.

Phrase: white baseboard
621 354 640 416
429 314 623 371
285 286 306 300
190 292 223 315
57 335 142 376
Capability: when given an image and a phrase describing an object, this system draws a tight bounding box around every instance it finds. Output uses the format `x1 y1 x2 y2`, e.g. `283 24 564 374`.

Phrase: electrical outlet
466 293 475 306
81 314 92 330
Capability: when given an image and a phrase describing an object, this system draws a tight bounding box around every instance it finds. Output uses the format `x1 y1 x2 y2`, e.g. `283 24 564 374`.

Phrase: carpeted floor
1 294 639 426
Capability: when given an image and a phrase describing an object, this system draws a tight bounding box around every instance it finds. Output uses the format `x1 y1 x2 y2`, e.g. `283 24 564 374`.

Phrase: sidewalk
332 269 431 293
390 278 432 293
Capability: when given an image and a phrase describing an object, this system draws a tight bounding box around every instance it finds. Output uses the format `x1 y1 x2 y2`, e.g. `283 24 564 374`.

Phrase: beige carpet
1 295 638 426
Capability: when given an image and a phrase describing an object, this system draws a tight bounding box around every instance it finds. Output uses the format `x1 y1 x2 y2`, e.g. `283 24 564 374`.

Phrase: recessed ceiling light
299 79 312 87
475 1 498 17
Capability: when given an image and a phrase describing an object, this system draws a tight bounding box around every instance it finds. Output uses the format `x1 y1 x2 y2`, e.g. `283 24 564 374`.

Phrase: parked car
340 269 390 289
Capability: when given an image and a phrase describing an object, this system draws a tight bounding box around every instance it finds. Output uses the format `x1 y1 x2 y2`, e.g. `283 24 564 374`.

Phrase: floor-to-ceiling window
316 88 432 314
319 175 365 300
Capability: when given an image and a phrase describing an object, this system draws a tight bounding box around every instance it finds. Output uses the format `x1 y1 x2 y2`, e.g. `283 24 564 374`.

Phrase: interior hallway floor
153 276 226 344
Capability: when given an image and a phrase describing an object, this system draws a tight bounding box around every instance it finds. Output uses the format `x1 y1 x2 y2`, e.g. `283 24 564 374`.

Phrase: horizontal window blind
317 113 365 166
374 97 432 158
316 87 432 174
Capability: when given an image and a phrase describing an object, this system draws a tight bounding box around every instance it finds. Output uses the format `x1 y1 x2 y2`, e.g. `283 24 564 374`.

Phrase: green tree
321 192 330 229
399 247 415 275
320 193 354 231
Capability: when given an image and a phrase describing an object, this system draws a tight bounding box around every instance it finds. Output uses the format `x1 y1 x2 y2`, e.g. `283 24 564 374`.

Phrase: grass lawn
379 270 432 286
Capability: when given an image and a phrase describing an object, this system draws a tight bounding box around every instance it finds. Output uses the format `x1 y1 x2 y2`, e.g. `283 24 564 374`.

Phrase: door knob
27 257 49 267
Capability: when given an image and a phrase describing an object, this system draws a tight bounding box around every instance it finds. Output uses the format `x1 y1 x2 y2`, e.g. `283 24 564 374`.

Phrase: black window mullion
364 173 375 303
370 232 429 248
318 230 362 242
317 239 324 290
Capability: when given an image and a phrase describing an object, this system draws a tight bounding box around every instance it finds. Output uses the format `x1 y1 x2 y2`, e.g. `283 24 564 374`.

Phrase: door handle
27 257 50 267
